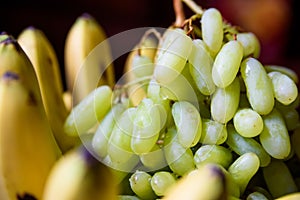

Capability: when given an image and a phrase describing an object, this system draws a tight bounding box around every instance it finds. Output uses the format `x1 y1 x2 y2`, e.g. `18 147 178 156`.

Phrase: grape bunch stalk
61 0 300 199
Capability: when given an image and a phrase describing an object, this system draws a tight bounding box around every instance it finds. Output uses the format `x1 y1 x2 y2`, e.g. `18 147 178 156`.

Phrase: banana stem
181 0 204 15
173 0 185 27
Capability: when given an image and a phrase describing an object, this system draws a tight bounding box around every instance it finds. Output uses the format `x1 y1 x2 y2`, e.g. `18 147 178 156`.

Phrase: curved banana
64 13 115 105
162 163 227 200
123 35 158 106
18 27 81 153
0 37 61 200
43 146 118 200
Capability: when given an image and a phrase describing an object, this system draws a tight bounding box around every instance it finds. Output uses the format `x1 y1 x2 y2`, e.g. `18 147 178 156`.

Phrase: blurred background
0 0 299 89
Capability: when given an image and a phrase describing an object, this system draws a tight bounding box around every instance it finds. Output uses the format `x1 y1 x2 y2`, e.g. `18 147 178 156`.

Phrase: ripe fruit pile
0 0 299 200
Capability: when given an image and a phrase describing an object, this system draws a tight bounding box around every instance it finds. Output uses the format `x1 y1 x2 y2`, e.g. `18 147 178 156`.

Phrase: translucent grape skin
201 8 224 56
268 71 298 105
212 40 244 88
240 58 274 115
107 107 136 165
211 77 240 124
194 144 233 169
259 108 291 159
92 102 127 158
188 39 215 95
150 171 176 196
139 144 168 171
200 118 227 145
163 127 195 176
228 152 260 194
226 124 271 167
236 32 260 58
172 101 202 148
233 108 264 138
129 170 157 200
64 85 112 136
131 98 161 154
154 28 193 84
262 159 298 198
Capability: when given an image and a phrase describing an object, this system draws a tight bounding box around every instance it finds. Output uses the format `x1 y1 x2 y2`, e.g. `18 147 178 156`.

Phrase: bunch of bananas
0 13 117 200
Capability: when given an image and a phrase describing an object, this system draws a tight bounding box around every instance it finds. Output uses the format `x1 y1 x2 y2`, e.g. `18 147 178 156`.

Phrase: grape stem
173 0 185 27
181 0 204 14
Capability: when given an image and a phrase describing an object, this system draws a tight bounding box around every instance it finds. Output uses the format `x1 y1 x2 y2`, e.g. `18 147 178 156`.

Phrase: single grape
240 58 274 115
150 171 176 196
259 108 291 159
211 77 240 124
201 8 224 56
212 40 243 88
172 101 202 148
200 118 227 145
268 71 298 105
129 170 156 200
228 152 260 194
188 39 215 95
194 144 233 169
233 108 264 138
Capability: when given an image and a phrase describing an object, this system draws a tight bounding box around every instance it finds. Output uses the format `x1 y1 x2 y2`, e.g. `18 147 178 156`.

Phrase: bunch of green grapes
64 7 300 200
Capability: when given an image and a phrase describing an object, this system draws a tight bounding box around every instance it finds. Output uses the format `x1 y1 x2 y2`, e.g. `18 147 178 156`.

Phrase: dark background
1 0 299 89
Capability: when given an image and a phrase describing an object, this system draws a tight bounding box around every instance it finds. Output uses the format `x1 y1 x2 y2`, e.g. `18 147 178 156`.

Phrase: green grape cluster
68 7 300 200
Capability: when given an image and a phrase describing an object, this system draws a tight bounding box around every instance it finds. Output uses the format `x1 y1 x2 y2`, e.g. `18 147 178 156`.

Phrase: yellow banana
64 13 115 105
162 163 227 200
0 36 61 200
18 27 81 153
43 146 118 200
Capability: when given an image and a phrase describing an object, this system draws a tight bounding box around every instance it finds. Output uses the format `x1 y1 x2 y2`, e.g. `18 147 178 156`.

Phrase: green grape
188 39 215 95
268 71 298 105
140 144 167 171
107 107 136 165
259 108 291 159
228 152 260 194
153 28 192 84
236 32 260 58
150 171 176 196
240 58 274 115
211 77 240 124
92 102 127 158
265 65 298 84
129 170 157 200
64 85 112 136
159 69 199 108
276 105 299 131
226 124 271 167
194 144 233 169
212 40 243 88
131 98 161 154
172 101 202 148
246 192 269 200
233 108 264 138
147 79 172 129
262 159 298 198
163 127 195 176
131 54 154 78
200 118 227 145
201 8 224 56
103 154 139 176
118 195 141 200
